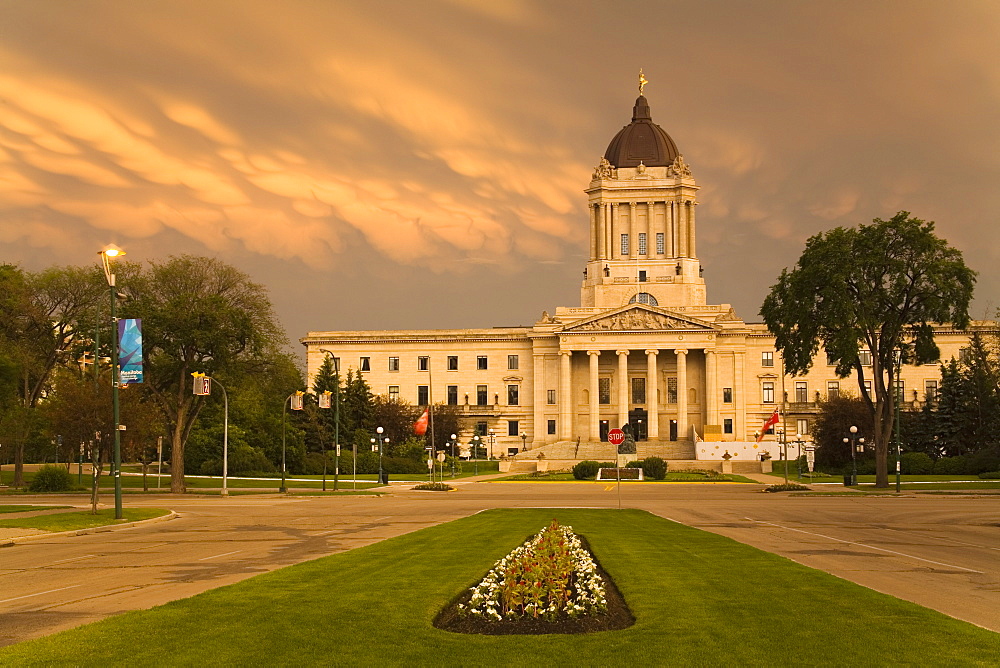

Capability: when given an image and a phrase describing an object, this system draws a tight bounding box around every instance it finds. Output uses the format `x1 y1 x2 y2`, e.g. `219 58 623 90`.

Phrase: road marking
604 485 615 491
47 554 97 565
745 518 984 574
0 584 81 605
197 550 243 561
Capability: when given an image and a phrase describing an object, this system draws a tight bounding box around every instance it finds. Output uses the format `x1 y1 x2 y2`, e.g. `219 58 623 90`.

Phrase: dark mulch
433 536 635 635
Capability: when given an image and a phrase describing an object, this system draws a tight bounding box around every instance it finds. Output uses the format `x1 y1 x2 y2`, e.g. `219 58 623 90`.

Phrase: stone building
301 82 988 467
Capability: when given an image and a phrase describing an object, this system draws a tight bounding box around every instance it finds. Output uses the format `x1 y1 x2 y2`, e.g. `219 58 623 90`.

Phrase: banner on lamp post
118 318 143 384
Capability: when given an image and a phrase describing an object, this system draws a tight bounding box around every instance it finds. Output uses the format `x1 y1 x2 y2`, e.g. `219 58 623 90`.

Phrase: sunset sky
3 1 999 353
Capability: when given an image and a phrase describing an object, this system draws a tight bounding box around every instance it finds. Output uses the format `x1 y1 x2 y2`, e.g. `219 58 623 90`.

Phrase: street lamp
99 245 124 520
192 374 230 497
376 426 385 485
319 350 341 491
776 427 787 485
488 429 495 459
450 433 457 478
281 391 305 493
520 430 527 452
846 425 859 486
471 434 481 475
793 433 804 480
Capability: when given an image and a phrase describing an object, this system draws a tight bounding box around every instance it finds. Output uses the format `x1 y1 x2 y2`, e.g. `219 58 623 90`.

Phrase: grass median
1 508 997 665
0 508 169 532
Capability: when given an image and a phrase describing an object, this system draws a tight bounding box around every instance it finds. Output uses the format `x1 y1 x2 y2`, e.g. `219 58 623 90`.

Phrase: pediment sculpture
573 308 706 331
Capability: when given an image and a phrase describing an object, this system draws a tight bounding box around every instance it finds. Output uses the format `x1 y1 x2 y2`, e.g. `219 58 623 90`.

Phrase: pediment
564 305 715 333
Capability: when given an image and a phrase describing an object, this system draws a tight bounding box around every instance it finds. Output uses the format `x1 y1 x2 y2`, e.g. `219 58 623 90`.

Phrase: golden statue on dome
638 68 648 96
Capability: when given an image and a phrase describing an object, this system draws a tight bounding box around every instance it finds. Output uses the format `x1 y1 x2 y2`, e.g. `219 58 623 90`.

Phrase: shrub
412 482 453 491
29 464 74 492
900 452 934 475
966 446 1000 475
640 456 667 480
572 460 600 480
978 471 1000 480
764 483 809 492
934 456 967 475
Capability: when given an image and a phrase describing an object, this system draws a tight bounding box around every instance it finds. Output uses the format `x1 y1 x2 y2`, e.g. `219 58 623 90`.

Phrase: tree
122 256 285 493
761 212 976 487
811 394 874 470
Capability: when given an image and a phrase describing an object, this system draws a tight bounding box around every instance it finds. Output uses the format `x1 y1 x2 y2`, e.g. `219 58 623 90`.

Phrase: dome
603 96 679 168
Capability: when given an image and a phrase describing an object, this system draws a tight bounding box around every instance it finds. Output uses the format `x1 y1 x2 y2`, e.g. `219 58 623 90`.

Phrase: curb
0 510 178 546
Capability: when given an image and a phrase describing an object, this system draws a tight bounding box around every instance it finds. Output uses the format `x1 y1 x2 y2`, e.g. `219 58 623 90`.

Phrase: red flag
413 408 429 436
756 408 780 443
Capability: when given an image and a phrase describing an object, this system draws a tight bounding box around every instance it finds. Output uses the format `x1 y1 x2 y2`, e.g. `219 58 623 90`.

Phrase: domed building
301 77 981 471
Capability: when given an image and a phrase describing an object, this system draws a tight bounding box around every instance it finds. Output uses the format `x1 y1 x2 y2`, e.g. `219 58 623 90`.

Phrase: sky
3 0 1000 358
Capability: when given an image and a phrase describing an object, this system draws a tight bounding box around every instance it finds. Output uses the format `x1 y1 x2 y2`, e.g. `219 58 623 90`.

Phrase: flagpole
428 360 435 483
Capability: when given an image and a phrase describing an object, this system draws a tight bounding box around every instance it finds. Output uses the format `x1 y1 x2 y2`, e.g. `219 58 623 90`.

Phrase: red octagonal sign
607 428 626 446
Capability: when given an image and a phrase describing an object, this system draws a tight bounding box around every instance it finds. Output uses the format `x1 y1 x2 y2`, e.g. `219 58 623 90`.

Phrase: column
689 201 697 258
605 203 613 261
616 349 629 430
611 203 620 258
589 205 598 260
678 201 688 257
676 349 688 440
646 349 659 439
588 350 600 440
533 352 546 444
734 351 746 439
668 201 677 258
627 202 637 259
705 349 718 428
559 350 573 440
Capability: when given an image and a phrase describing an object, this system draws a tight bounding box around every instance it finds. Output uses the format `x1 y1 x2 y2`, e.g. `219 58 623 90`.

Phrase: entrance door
599 420 610 442
669 419 678 441
628 409 648 441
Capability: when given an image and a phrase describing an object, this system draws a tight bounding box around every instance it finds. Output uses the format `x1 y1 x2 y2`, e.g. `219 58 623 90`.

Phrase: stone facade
301 86 992 462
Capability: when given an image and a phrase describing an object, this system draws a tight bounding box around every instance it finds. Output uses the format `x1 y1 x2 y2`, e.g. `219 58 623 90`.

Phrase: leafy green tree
761 212 975 487
122 256 286 493
811 394 874 470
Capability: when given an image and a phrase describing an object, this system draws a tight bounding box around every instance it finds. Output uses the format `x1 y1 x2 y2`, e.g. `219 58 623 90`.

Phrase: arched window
628 292 659 306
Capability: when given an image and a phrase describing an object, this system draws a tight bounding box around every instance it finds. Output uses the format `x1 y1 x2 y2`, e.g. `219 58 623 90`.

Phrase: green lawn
1 508 997 666
499 470 756 483
0 508 169 532
0 505 72 514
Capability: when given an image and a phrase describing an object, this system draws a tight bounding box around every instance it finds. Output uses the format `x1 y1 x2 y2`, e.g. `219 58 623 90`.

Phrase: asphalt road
1 481 998 647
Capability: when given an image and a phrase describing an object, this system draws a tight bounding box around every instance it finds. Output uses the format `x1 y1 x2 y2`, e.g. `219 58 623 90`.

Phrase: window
762 351 774 367
417 385 429 405
508 420 519 437
638 270 647 283
723 418 733 434
795 418 809 436
795 381 808 403
826 352 837 366
447 385 458 405
631 377 646 404
388 357 399 372
762 381 775 404
547 419 556 435
598 378 611 404
827 381 840 399
638 232 647 255
894 380 904 401
508 355 519 370
507 384 519 406
477 385 488 406
863 380 872 396
925 380 938 401
360 357 370 372
620 233 629 255
858 350 872 366
723 387 733 403
628 292 659 306
667 377 678 404
958 347 970 363
418 356 429 371
547 389 556 405
477 355 488 370
388 385 399 401
656 232 665 255
447 355 458 370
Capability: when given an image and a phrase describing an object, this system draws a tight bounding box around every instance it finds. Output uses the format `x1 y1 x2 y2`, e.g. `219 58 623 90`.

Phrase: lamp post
318 390 332 491
488 429 495 459
793 433 803 480
472 434 480 475
192 374 229 497
848 425 859 486
520 430 527 452
776 427 787 485
99 245 124 520
281 391 305 493
450 433 457 478
376 427 385 485
319 350 341 491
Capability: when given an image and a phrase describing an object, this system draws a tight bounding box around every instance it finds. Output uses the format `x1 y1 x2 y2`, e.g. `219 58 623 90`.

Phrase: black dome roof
603 96 679 168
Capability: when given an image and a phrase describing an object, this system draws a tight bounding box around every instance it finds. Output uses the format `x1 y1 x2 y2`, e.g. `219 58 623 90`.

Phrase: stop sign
608 428 626 445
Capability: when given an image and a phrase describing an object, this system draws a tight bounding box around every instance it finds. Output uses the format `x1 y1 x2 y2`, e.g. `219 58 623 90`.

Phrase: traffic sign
608 428 626 446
